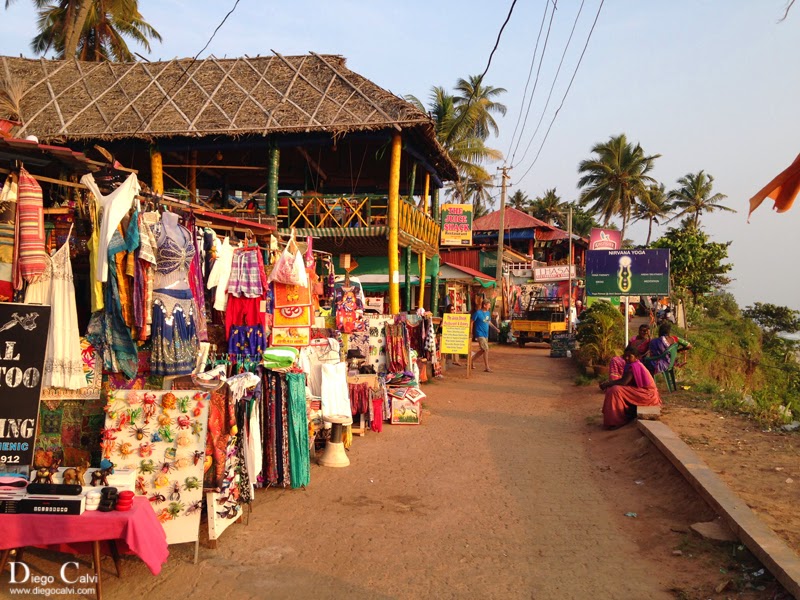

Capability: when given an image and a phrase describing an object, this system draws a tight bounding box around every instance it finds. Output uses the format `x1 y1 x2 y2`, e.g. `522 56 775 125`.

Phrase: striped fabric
0 173 17 301
279 226 388 238
15 168 47 286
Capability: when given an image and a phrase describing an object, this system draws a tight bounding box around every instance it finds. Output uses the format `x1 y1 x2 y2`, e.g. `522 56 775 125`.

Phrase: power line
515 0 604 186
505 0 551 162
509 0 558 166
132 0 242 136
512 0 586 170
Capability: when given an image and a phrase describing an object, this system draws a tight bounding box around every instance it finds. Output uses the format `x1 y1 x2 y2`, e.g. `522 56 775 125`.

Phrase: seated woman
629 323 651 357
600 346 661 428
608 354 626 381
647 322 691 375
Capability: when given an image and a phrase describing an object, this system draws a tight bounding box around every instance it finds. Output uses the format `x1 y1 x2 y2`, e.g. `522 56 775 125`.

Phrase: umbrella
748 153 800 219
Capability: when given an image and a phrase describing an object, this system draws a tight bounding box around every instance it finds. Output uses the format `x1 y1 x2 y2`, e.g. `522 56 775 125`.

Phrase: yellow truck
512 296 567 347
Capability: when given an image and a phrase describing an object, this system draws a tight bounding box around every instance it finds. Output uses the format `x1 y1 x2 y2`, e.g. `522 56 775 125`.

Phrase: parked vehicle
512 296 567 347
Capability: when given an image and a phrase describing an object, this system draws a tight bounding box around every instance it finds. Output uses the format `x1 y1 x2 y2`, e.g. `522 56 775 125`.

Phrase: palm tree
508 190 529 211
577 134 660 240
465 170 494 218
667 170 735 229
23 0 160 61
529 188 565 226
406 75 505 203
633 183 672 246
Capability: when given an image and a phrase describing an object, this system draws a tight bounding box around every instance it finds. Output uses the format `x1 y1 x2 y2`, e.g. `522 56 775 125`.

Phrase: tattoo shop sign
0 303 50 467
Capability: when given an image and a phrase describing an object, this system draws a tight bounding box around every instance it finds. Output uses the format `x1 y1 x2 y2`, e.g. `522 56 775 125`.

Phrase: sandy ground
5 344 796 599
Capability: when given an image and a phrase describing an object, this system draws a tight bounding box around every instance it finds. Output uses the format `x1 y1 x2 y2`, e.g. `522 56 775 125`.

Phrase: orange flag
748 153 800 219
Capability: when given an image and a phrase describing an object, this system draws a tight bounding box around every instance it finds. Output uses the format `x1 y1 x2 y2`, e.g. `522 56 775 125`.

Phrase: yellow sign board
441 313 471 355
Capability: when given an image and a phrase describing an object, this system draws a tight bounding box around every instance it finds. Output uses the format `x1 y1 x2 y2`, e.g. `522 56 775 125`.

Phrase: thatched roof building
0 52 456 184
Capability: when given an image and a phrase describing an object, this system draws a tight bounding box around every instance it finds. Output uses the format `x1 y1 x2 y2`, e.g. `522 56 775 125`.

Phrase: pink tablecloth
0 496 168 575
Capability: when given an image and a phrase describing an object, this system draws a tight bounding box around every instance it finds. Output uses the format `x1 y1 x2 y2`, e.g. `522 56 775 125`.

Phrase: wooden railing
277 195 440 248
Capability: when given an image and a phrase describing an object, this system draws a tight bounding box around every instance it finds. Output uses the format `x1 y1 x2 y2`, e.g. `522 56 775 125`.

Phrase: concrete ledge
636 405 661 420
638 420 800 599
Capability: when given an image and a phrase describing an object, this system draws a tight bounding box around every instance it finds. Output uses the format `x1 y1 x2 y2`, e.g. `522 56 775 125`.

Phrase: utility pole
568 206 574 334
495 166 510 284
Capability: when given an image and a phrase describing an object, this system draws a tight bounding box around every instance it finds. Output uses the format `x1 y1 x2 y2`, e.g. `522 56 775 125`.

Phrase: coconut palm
529 188 565 226
5 0 90 58
465 170 495 218
667 170 735 229
633 183 672 246
23 0 160 61
577 134 660 240
453 75 508 140
508 190 529 211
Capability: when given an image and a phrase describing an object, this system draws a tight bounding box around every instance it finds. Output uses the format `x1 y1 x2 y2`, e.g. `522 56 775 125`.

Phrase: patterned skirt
151 288 198 376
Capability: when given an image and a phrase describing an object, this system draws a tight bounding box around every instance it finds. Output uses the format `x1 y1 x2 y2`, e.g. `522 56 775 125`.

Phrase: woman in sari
647 322 691 375
600 346 662 428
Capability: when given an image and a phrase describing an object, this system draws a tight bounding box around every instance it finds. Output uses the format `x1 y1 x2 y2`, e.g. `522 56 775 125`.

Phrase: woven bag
15 168 47 286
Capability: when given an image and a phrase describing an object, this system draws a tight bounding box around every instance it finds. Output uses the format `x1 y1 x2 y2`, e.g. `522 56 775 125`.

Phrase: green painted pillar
407 162 417 203
404 246 412 311
430 254 441 317
431 187 440 221
267 144 280 216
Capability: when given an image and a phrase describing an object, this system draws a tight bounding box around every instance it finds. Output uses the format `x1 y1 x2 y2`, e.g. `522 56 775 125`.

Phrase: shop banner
533 265 576 282
589 228 622 251
441 313 471 355
0 303 51 467
441 204 473 246
586 249 670 296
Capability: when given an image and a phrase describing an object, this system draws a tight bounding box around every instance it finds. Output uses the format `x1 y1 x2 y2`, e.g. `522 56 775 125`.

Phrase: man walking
471 300 499 372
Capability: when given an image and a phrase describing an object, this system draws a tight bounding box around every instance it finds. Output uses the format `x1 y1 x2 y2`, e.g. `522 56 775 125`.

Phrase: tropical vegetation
528 188 565 226
667 170 736 228
633 183 671 246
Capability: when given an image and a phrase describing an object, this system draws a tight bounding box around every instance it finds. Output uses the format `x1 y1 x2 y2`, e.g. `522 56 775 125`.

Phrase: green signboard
585 249 670 297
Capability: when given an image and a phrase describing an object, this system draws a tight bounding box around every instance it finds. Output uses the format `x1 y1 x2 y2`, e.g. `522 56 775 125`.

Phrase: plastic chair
643 343 679 392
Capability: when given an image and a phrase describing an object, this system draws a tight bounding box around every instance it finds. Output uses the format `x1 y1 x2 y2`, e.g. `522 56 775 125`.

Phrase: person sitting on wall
599 346 662 429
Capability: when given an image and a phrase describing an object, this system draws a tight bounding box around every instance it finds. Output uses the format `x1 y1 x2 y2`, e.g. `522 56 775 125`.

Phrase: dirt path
11 345 789 599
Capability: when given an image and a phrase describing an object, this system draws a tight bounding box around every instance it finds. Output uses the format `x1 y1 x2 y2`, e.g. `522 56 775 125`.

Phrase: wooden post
404 246 412 311
407 162 417 203
150 145 164 195
418 252 426 308
431 187 440 221
188 150 197 202
430 254 440 317
422 173 430 214
267 144 280 216
388 132 402 314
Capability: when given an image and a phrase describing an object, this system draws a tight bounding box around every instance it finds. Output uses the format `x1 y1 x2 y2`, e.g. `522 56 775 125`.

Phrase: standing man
471 300 500 373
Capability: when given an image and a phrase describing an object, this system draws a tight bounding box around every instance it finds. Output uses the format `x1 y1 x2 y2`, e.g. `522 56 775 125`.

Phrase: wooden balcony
277 194 440 255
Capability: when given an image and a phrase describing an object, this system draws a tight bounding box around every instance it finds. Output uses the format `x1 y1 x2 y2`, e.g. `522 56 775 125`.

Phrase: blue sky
1 0 798 309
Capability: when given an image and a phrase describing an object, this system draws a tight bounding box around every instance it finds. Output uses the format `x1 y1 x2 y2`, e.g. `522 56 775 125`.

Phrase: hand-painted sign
441 204 473 246
589 228 622 251
534 265 576 282
0 303 50 467
441 313 471 355
586 249 670 296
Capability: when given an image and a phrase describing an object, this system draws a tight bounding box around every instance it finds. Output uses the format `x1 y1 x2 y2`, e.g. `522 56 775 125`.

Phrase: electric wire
505 0 551 163
131 0 242 136
512 0 586 170
515 0 605 185
509 0 558 166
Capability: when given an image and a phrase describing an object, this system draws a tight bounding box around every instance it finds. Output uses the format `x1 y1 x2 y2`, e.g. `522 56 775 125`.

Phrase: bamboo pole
150 145 164 195
388 132 402 314
405 246 412 311
422 172 430 215
418 251 426 308
267 144 280 216
188 150 197 202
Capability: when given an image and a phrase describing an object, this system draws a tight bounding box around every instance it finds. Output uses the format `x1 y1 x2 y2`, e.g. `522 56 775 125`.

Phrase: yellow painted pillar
422 172 430 215
150 145 164 195
418 251 426 308
388 132 402 314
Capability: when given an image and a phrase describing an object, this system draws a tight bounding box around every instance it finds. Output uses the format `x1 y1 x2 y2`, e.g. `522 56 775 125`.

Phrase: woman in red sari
599 346 662 428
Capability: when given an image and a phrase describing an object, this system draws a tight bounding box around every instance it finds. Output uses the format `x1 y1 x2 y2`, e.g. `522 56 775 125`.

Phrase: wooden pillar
430 254 440 316
422 173 430 215
267 144 280 216
418 252 426 308
388 132 402 314
407 162 417 203
528 238 534 257
188 150 197 202
150 146 164 195
404 246 412 311
431 187 440 221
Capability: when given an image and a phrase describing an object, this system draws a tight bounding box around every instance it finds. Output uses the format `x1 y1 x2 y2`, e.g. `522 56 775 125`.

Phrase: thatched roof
1 52 457 179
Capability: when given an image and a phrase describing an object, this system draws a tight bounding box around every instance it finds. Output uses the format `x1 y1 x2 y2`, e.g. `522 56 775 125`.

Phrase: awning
441 262 496 288
749 153 800 218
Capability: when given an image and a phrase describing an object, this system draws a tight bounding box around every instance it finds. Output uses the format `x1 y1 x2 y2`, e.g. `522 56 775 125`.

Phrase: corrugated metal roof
472 207 552 231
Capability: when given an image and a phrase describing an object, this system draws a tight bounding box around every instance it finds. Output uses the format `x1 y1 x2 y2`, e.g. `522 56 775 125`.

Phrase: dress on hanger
151 213 199 376
206 237 234 311
81 172 140 283
42 232 85 389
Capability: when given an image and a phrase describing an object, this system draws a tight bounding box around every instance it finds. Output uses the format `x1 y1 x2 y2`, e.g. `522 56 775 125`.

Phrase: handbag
268 229 309 288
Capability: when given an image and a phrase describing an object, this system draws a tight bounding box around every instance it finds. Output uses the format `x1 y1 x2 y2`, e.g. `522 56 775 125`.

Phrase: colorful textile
15 168 47 286
274 305 312 328
225 296 263 334
86 196 104 312
228 248 265 298
154 222 195 289
602 359 661 428
647 335 689 374
273 282 311 307
286 372 310 489
151 288 198 376
609 356 626 381
227 324 266 356
0 173 17 301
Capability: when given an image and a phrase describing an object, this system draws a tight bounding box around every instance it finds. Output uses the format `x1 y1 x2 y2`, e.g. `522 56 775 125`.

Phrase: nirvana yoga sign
585 249 670 296
0 303 50 467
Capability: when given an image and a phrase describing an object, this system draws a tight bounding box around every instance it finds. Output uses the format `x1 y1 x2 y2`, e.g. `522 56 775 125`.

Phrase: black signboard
0 303 50 467
550 331 576 358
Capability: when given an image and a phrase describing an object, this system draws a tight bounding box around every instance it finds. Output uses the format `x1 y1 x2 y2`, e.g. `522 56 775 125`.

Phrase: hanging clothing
86 196 104 312
15 168 48 287
23 256 51 305
153 219 195 289
81 172 140 283
286 372 310 489
42 233 85 390
228 247 266 298
151 289 198 376
206 237 234 311
0 173 18 301
320 362 350 418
